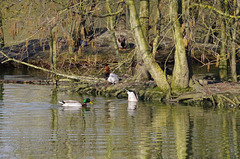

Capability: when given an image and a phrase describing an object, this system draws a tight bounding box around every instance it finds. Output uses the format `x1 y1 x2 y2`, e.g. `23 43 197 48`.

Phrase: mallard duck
126 89 138 102
117 35 128 50
104 64 121 84
58 98 93 107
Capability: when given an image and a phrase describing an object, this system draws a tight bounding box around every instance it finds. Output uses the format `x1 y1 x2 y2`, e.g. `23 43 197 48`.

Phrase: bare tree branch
191 3 240 19
0 51 104 82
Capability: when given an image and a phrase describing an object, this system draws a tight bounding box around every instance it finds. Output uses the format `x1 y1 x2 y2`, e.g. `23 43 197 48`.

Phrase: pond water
0 68 240 158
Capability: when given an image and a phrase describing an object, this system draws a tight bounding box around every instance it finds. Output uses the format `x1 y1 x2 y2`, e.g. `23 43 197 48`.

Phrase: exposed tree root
169 75 240 108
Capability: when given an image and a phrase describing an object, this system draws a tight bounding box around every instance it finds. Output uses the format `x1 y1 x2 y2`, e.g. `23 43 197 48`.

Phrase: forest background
0 0 239 104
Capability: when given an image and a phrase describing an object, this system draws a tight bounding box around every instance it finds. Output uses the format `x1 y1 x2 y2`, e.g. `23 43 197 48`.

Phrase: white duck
107 73 121 84
104 64 121 84
58 98 93 107
126 89 138 102
126 89 138 110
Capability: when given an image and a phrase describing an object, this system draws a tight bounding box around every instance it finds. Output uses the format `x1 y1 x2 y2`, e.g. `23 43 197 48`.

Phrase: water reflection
0 83 4 104
0 82 239 158
127 101 138 110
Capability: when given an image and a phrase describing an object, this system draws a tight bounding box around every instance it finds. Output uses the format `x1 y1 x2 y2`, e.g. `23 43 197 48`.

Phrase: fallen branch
0 51 105 83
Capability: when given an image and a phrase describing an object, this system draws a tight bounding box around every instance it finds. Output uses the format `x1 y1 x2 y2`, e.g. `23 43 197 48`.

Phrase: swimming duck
117 35 128 50
104 64 121 84
58 98 93 107
126 89 138 102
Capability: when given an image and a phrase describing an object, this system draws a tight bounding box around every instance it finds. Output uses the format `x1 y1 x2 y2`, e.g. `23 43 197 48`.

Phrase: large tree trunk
0 11 4 49
218 0 228 81
231 0 240 82
134 0 151 80
127 0 170 91
170 0 189 89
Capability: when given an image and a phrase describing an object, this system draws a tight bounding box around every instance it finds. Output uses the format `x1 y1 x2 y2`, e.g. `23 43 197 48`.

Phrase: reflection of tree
50 85 58 104
151 105 170 158
135 104 153 158
137 104 240 158
172 107 189 159
50 85 59 158
231 113 238 157
0 83 3 101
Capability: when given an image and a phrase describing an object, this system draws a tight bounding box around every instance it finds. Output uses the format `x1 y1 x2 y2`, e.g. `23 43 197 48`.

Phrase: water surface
0 73 240 158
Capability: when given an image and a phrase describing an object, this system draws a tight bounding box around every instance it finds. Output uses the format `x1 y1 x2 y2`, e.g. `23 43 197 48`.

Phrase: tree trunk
231 0 239 82
152 0 161 58
134 0 151 80
106 0 119 59
115 1 127 31
182 0 193 78
74 16 86 51
139 0 149 40
182 0 191 49
170 0 189 89
218 0 228 81
0 10 4 49
49 28 57 84
127 0 170 91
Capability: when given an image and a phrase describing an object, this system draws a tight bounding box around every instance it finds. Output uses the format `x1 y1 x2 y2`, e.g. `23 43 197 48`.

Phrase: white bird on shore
104 64 121 84
107 73 121 84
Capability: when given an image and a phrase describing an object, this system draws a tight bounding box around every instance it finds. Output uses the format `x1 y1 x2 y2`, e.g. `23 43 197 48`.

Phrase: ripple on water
0 80 240 158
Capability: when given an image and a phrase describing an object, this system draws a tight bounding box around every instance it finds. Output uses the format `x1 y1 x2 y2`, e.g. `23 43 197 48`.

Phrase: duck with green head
58 98 93 107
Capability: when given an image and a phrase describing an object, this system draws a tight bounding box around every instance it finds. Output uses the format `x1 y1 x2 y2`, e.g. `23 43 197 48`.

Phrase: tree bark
231 0 239 82
139 0 149 40
218 0 228 81
49 28 57 84
182 0 193 78
106 0 120 59
170 0 189 89
127 0 170 91
152 0 161 58
0 10 4 49
135 0 151 80
115 1 127 31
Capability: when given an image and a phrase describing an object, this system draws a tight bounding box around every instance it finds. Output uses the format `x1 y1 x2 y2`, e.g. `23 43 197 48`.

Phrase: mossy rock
150 91 165 102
